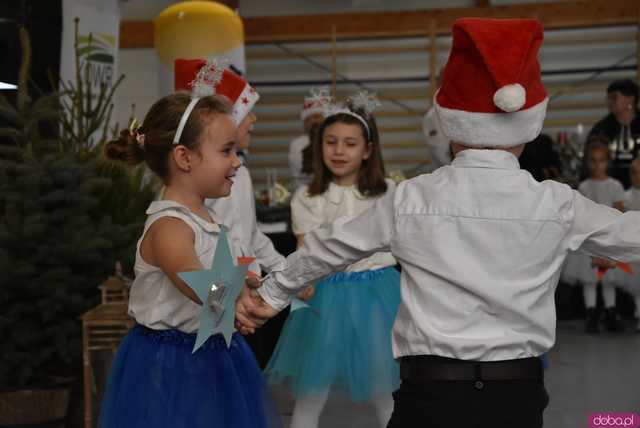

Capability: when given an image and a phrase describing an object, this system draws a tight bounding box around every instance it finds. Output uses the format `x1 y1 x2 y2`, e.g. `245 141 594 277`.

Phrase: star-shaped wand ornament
178 226 255 353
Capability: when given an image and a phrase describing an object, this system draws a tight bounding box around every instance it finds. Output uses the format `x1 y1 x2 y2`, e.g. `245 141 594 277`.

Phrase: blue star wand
178 227 254 353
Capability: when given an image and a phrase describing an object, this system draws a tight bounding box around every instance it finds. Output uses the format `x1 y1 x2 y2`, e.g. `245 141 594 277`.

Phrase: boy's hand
235 280 279 334
296 285 315 301
245 276 262 290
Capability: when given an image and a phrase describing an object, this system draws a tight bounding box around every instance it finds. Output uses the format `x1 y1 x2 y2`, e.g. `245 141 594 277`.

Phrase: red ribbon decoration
596 262 634 281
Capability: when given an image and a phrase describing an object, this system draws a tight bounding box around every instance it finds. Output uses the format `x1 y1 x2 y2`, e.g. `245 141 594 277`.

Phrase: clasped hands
235 277 279 335
591 257 618 269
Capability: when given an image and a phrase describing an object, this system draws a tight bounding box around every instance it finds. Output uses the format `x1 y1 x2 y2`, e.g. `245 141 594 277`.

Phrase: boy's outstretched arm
236 187 396 325
568 190 640 262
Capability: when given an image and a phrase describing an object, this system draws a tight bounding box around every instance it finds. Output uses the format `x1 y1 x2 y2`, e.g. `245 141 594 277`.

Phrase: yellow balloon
154 1 244 67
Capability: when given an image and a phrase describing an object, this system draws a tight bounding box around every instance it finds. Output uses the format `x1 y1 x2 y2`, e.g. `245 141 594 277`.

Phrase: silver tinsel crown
190 58 230 98
305 86 332 106
348 90 381 116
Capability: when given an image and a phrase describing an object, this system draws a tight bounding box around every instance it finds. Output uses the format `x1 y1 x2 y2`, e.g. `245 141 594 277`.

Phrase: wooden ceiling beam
120 21 153 49
119 0 638 48
242 0 637 42
244 0 637 42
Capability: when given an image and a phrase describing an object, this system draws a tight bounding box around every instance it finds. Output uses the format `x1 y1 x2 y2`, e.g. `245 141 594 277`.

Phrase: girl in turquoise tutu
265 93 401 428
99 61 281 428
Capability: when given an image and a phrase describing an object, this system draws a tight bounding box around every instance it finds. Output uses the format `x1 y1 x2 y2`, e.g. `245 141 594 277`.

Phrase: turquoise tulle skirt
265 267 401 402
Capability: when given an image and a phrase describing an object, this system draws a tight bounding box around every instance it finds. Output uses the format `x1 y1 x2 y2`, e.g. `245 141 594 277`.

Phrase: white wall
112 48 161 132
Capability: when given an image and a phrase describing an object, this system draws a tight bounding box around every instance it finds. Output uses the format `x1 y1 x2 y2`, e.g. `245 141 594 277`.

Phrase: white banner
60 0 121 144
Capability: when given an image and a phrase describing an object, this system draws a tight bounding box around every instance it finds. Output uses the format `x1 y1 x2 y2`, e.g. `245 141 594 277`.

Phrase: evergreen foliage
0 23 156 388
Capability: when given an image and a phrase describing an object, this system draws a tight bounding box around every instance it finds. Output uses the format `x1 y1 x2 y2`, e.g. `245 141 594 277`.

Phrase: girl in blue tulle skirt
99 69 281 428
265 98 401 428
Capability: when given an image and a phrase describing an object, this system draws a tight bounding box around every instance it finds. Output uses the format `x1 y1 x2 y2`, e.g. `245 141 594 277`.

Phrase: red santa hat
434 18 548 147
300 87 330 121
174 58 259 125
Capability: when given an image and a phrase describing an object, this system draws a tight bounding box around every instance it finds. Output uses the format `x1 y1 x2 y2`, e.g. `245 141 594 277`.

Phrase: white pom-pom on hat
493 83 526 112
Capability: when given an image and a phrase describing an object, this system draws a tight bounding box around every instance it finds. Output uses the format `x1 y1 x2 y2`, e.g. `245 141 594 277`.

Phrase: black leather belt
400 355 543 383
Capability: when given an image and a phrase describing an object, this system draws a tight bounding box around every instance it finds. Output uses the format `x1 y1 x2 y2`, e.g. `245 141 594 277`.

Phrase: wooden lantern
80 274 134 428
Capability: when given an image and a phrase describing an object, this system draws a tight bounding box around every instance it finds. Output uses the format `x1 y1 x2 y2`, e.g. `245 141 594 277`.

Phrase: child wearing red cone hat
174 58 286 280
235 17 640 428
289 88 329 188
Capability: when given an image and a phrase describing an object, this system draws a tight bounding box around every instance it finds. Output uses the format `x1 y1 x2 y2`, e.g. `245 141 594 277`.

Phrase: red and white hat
301 87 330 121
434 18 548 147
174 58 259 125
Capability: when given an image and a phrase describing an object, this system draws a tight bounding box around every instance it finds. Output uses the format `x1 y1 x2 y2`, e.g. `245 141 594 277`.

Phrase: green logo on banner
78 32 116 87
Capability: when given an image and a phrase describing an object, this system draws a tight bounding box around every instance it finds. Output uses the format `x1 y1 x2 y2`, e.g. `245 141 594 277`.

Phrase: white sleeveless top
128 200 257 333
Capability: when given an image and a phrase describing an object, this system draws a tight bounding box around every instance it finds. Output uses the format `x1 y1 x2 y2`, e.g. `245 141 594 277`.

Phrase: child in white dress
265 96 400 428
563 140 626 332
613 158 640 331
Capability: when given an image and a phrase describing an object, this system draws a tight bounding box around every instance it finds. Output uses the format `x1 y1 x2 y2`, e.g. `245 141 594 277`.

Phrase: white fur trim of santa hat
434 91 548 147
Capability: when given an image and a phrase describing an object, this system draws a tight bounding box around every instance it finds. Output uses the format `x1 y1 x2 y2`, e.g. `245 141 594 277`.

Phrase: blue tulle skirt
265 267 401 402
99 325 282 428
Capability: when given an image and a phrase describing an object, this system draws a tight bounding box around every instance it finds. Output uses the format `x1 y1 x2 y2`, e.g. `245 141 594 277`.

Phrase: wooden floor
272 320 640 428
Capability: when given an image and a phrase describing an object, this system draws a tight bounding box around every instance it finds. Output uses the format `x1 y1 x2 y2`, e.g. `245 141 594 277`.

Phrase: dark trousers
387 358 549 428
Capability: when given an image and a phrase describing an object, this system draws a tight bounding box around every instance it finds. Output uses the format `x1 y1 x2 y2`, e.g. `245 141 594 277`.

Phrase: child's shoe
585 307 600 333
602 307 624 332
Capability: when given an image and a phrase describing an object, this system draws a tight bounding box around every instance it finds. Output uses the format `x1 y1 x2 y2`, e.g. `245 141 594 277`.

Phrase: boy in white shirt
236 18 640 428
617 158 640 331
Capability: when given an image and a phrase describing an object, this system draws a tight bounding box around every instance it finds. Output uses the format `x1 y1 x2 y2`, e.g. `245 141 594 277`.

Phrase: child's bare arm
141 217 203 304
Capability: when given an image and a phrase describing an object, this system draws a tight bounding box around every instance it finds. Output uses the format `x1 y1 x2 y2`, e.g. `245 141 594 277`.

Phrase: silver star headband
322 90 382 139
348 90 382 116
